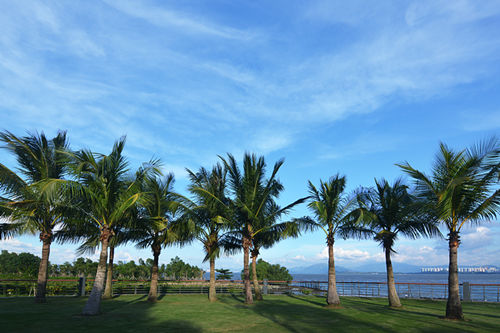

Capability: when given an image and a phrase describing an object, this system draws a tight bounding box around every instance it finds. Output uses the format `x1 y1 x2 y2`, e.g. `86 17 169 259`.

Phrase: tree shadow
79 296 203 332
226 292 245 304
140 319 202 332
249 296 398 333
364 300 500 333
287 293 325 307
465 311 500 319
104 294 146 305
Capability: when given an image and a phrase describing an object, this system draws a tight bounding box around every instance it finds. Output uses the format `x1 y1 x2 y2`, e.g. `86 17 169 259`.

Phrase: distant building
421 266 499 273
421 267 448 273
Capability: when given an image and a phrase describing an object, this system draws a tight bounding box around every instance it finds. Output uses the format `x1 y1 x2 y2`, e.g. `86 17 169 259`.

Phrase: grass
1 294 500 332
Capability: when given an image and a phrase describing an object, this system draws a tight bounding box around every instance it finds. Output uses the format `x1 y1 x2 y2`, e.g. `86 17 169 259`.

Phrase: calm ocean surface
214 272 500 284
291 272 500 284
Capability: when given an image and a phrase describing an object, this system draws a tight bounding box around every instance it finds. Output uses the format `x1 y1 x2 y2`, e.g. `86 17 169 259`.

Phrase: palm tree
187 164 231 302
398 139 500 319
132 173 184 303
220 153 305 304
50 137 150 315
249 201 303 301
55 173 151 300
0 130 69 303
56 222 130 299
298 175 361 307
356 178 440 307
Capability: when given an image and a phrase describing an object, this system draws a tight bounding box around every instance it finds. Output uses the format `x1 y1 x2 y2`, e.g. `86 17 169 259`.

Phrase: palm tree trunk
82 230 110 316
326 239 340 306
385 247 401 307
446 232 463 320
251 253 263 301
208 257 217 302
103 245 114 299
148 246 161 302
242 236 253 304
35 232 52 303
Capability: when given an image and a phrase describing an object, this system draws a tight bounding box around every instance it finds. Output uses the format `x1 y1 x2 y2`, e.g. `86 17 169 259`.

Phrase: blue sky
1 0 500 272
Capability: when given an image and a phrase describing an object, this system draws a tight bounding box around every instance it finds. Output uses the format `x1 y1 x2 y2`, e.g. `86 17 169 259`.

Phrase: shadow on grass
465 311 500 319
251 296 398 333
4 295 500 333
138 319 202 332
229 292 245 303
82 296 204 332
371 299 500 333
103 294 146 307
288 293 326 307
219 295 399 333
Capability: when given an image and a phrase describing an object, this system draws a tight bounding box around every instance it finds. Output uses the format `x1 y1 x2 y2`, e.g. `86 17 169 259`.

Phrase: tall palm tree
356 178 440 307
49 137 150 315
0 130 69 303
56 222 130 300
56 172 153 300
398 139 500 320
248 201 303 301
297 175 361 307
187 164 231 302
132 173 184 303
220 153 304 304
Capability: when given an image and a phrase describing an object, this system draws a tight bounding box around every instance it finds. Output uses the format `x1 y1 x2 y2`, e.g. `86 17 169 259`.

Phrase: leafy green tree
356 179 440 307
72 258 87 276
187 163 231 302
215 268 232 280
115 260 140 279
220 153 304 304
398 139 500 319
0 250 40 278
296 175 363 307
164 256 203 279
241 259 292 281
0 130 69 302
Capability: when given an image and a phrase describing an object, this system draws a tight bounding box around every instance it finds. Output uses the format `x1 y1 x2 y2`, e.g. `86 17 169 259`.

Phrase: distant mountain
352 262 420 273
289 261 421 274
289 263 351 274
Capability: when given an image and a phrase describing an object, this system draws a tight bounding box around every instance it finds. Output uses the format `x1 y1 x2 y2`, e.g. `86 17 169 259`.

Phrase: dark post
462 282 471 301
78 277 86 297
263 279 268 295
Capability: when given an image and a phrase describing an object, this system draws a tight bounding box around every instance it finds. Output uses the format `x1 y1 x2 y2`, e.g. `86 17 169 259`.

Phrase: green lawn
1 294 500 332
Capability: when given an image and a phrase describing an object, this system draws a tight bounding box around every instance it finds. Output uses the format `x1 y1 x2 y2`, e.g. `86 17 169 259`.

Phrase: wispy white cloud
162 164 189 180
66 30 106 58
32 2 60 32
2 0 499 161
460 110 500 132
0 238 39 255
293 0 500 125
1 1 500 268
250 130 294 155
103 0 254 40
461 226 494 249
114 250 135 262
317 246 380 262
318 132 407 160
